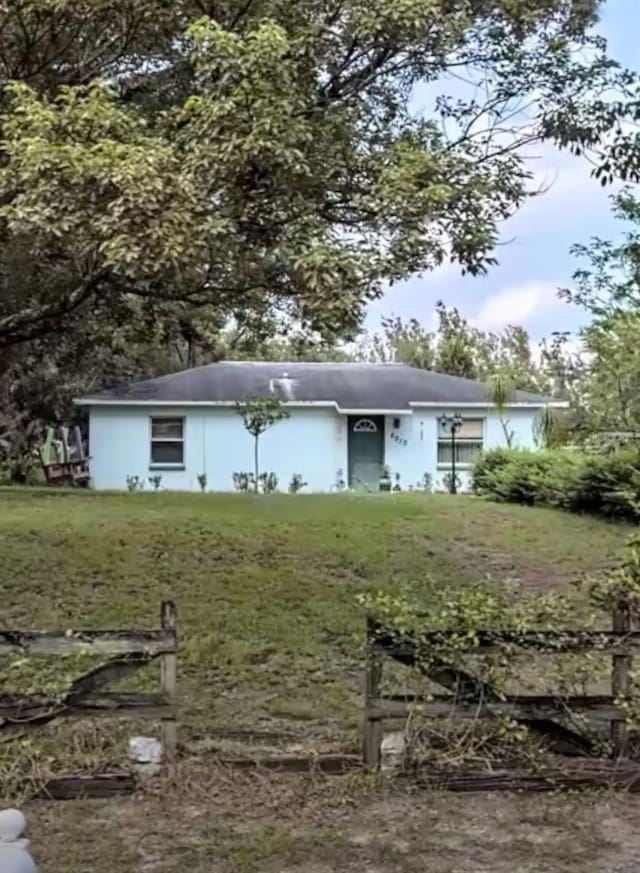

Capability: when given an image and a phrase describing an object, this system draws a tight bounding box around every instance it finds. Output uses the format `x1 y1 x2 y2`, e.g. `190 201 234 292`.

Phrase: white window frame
437 418 484 468
149 416 185 468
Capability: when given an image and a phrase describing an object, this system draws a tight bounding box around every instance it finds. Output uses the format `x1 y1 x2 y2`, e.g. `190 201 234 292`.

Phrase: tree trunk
254 434 259 493
500 417 514 448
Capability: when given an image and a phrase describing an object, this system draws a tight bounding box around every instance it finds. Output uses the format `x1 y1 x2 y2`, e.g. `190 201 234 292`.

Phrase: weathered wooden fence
363 602 636 776
0 601 177 758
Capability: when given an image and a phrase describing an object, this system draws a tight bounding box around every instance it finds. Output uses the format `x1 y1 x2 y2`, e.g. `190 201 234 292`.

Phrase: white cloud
509 141 620 234
472 280 565 332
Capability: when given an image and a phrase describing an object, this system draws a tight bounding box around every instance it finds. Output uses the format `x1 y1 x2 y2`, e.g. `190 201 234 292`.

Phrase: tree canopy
0 0 638 349
560 192 640 434
356 302 544 391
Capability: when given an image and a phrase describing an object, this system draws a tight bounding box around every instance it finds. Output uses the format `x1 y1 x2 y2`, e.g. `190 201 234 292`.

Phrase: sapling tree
235 396 289 493
486 372 516 448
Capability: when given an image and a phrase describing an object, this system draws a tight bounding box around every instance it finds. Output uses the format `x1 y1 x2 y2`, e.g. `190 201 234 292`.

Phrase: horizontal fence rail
0 629 175 656
372 627 640 656
366 695 626 723
0 601 178 758
363 603 634 769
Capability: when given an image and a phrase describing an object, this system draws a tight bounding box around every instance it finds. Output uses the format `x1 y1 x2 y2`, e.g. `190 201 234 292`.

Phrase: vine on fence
358 533 640 765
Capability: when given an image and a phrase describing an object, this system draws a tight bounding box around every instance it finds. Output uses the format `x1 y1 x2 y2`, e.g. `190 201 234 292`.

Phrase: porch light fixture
438 411 463 494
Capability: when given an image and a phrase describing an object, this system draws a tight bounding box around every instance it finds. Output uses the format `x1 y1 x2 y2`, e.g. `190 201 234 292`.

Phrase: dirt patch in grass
442 539 593 591
420 499 626 591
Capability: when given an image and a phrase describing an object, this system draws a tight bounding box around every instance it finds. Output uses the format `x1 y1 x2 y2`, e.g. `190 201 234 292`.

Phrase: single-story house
74 361 558 492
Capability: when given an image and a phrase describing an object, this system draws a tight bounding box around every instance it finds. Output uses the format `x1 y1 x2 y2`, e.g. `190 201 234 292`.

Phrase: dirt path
424 532 619 591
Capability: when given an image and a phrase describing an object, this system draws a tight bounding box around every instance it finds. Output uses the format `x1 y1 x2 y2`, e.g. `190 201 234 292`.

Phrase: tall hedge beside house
472 448 640 521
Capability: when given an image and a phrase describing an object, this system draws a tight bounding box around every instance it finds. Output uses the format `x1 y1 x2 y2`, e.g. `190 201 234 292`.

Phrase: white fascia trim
409 401 569 409
74 399 314 407
336 408 413 415
75 397 568 410
73 398 414 415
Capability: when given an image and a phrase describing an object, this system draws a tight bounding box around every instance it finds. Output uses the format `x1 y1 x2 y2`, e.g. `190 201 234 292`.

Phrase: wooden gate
0 601 177 757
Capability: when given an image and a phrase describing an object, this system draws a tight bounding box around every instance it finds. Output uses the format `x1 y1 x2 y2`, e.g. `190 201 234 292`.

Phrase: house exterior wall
384 406 537 491
88 404 539 492
88 406 348 492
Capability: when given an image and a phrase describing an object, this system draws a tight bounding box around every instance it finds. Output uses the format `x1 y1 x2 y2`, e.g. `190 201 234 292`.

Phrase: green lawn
1 490 631 734
1 489 636 872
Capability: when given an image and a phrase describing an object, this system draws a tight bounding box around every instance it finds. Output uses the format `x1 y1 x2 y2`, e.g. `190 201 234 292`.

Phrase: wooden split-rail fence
363 601 636 773
5 598 640 797
0 601 177 758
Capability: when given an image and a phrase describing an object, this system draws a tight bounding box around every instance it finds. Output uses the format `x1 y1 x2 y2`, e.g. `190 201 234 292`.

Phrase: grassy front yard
1 490 630 732
1 489 637 871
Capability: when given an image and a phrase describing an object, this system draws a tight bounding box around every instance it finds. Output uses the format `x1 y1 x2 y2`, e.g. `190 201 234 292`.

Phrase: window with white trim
150 417 184 465
437 418 483 466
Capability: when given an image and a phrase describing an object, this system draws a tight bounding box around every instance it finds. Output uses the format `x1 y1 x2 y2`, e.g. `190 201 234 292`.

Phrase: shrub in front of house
472 447 640 521
483 450 556 506
567 449 640 519
469 447 513 494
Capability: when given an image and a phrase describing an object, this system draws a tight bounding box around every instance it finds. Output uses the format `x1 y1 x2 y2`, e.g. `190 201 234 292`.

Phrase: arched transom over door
352 418 378 433
347 416 385 490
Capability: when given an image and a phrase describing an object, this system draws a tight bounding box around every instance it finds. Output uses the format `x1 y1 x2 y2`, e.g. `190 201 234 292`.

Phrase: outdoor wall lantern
438 411 464 494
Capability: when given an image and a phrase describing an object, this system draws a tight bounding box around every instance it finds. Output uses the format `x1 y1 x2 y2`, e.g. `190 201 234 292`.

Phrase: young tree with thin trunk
486 373 516 448
235 396 289 493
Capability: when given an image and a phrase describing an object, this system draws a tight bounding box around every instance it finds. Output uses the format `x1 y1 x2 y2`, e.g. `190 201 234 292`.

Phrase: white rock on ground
380 731 406 776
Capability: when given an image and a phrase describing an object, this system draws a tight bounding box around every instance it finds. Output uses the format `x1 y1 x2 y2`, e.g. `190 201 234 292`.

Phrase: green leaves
472 446 640 522
235 395 290 438
0 0 637 350
0 81 206 281
486 373 516 413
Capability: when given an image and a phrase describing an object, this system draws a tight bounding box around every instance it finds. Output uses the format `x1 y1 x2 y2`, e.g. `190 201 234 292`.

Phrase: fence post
363 611 383 769
160 600 177 759
612 598 631 758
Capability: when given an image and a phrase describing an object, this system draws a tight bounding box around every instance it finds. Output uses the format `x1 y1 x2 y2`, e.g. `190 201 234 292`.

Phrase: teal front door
348 416 385 490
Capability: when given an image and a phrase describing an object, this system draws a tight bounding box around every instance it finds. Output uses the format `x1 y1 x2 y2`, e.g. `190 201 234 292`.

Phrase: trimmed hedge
471 448 640 521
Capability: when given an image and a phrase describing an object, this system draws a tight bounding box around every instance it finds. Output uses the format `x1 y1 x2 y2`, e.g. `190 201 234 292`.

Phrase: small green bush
471 447 513 494
472 447 640 521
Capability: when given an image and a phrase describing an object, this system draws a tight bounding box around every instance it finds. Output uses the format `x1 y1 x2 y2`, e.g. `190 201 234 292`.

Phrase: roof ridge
215 360 406 366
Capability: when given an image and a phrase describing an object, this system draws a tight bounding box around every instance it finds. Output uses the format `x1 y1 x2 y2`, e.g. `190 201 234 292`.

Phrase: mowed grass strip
0 490 632 738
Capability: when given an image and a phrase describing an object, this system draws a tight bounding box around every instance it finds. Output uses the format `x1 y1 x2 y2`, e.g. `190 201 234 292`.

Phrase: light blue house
75 361 557 492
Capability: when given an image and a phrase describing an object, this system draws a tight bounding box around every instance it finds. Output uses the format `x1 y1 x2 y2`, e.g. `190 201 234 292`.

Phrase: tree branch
0 270 109 346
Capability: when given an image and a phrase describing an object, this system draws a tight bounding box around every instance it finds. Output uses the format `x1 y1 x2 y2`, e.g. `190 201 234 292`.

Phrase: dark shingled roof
76 362 551 410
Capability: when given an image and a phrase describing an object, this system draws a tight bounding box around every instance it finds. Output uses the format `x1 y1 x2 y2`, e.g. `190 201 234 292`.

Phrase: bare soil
28 762 640 873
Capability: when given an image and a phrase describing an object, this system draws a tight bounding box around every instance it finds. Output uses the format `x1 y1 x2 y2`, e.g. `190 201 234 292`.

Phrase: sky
365 0 638 345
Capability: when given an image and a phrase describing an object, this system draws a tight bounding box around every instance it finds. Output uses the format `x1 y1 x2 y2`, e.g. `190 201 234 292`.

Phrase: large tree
563 191 640 316
561 192 640 433
0 0 637 350
581 312 640 431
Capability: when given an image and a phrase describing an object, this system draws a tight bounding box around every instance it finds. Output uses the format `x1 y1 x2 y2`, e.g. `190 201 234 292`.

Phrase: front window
150 417 184 465
437 418 483 466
